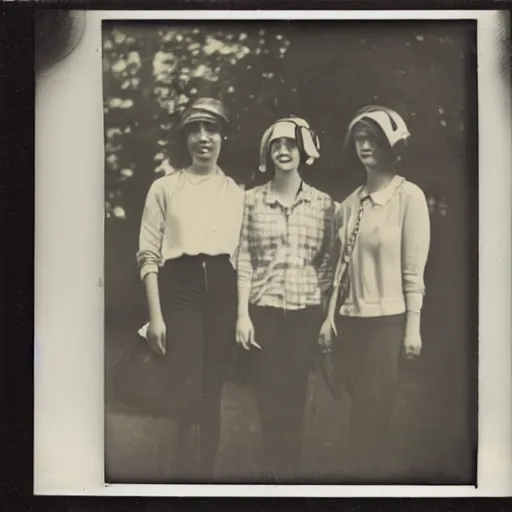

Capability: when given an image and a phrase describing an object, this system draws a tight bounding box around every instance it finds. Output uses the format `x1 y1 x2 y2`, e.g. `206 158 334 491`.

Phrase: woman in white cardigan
319 105 431 480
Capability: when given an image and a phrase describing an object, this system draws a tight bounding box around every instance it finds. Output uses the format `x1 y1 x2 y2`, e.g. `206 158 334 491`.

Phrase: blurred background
103 21 478 484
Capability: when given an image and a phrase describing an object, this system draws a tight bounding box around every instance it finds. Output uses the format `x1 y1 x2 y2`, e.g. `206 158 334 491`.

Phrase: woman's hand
147 316 167 355
403 311 422 360
403 333 422 360
318 318 334 354
236 315 261 351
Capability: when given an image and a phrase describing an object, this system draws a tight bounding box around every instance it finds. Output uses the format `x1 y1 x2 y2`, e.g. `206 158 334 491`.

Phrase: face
269 137 301 173
353 125 390 169
186 120 222 164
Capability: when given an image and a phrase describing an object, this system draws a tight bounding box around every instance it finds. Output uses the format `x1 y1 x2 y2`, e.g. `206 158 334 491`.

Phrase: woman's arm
235 194 260 349
136 180 166 281
143 271 166 355
401 184 431 357
137 180 167 353
319 203 344 347
236 194 253 317
143 272 163 324
228 184 246 270
316 197 337 306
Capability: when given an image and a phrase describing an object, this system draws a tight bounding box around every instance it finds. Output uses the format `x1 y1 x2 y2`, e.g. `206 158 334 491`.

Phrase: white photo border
34 9 512 497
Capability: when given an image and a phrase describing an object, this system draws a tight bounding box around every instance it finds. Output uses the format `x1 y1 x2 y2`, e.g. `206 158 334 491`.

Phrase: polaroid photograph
34 10 511 497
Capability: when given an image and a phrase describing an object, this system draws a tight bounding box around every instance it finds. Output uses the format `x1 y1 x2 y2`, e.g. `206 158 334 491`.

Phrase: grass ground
105 338 475 485
104 203 476 485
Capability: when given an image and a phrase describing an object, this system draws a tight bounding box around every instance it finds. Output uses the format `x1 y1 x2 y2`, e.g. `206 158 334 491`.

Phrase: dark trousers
333 314 405 478
158 254 237 480
248 305 323 481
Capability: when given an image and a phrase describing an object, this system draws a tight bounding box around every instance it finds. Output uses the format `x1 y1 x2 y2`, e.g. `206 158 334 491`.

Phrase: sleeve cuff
140 263 159 281
405 291 424 312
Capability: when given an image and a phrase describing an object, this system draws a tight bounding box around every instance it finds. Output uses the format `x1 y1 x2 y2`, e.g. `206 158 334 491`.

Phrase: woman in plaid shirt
236 116 336 481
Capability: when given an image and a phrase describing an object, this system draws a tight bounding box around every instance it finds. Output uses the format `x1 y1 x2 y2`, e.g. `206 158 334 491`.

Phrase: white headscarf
345 105 411 148
258 116 320 173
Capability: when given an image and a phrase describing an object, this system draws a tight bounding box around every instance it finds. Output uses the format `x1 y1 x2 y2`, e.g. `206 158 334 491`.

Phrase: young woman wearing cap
318 106 431 479
137 97 244 481
236 116 336 481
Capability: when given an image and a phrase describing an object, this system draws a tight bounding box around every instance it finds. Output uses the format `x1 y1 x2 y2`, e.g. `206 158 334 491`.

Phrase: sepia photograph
102 19 479 486
30 5 512 497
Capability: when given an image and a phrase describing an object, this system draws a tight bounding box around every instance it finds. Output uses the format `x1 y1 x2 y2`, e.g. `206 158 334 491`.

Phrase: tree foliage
104 21 474 218
102 21 476 307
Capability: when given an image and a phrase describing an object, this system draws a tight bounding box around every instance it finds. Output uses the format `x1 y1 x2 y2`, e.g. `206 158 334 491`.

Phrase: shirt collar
264 180 313 205
360 175 405 206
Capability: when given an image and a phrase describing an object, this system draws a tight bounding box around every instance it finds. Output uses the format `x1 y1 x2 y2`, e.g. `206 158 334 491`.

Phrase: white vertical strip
34 11 105 493
476 10 512 493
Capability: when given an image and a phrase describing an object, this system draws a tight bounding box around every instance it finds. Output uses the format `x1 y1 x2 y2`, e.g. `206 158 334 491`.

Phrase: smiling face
185 120 222 165
269 137 301 173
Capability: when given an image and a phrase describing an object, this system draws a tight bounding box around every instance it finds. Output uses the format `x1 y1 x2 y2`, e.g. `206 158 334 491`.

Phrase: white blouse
136 168 245 280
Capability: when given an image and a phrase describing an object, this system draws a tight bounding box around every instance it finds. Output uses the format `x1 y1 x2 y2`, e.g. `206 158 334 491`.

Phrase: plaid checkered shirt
236 181 336 311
